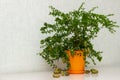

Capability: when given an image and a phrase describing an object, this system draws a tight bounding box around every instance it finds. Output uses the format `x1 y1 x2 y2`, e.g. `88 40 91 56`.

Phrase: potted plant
39 3 119 75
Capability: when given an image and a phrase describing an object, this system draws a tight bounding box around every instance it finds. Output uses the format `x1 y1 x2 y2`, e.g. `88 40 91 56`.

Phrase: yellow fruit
54 68 61 74
90 68 98 74
53 73 60 78
85 70 90 74
61 71 65 76
64 71 69 76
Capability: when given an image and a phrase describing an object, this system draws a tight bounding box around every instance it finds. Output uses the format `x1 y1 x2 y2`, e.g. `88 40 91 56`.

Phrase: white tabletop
0 66 120 80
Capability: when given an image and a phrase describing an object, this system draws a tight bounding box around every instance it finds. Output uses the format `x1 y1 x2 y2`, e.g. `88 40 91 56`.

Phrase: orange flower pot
66 50 85 74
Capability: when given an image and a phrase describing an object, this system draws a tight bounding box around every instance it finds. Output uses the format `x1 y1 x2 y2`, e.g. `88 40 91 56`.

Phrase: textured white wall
0 0 120 73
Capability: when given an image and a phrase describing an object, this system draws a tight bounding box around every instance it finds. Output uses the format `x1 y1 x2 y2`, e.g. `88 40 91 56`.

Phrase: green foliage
39 3 119 69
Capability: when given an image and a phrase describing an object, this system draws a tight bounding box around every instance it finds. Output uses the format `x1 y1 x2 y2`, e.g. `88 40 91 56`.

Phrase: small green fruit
90 68 98 74
85 70 90 74
64 71 69 76
61 71 65 76
53 73 60 78
54 68 61 74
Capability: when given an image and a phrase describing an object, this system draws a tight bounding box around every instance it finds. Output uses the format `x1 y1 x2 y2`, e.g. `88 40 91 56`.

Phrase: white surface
0 67 120 80
0 0 120 73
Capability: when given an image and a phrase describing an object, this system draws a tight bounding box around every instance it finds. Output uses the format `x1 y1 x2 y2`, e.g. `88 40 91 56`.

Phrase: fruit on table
54 68 61 74
90 68 98 74
61 70 69 76
53 68 70 78
53 73 60 78
85 70 90 74
61 71 65 76
64 71 69 76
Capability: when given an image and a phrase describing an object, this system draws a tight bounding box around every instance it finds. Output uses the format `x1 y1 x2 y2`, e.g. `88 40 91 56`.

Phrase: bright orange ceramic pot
66 50 85 74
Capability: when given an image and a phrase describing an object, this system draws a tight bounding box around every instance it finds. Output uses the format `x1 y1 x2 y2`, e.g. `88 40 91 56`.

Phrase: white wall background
0 0 120 73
